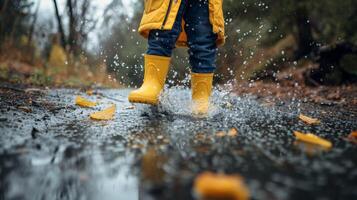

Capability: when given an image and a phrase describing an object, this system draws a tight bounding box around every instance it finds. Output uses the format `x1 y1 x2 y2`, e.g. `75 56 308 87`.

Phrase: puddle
0 88 356 200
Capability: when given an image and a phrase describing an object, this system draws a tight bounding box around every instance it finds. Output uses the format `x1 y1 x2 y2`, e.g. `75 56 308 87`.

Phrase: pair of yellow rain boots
128 54 213 115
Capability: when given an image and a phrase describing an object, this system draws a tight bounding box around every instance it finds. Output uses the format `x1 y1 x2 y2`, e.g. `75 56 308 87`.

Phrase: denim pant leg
147 1 187 57
183 0 218 73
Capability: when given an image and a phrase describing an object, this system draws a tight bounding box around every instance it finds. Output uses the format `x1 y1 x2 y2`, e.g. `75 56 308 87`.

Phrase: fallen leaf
86 89 94 96
195 133 207 141
294 131 332 149
228 128 238 137
75 96 96 107
216 131 226 137
298 114 321 125
90 104 116 120
347 131 357 144
18 106 32 113
194 172 249 200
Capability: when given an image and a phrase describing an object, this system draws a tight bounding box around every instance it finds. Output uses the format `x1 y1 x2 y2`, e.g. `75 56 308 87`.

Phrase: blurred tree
0 0 33 44
306 41 357 85
51 0 97 56
27 0 40 45
66 0 96 56
52 0 66 48
222 0 357 84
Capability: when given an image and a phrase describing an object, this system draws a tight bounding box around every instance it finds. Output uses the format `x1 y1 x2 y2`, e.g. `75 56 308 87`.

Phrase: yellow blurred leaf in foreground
298 114 321 125
75 96 97 107
194 172 249 200
90 104 116 120
294 131 332 149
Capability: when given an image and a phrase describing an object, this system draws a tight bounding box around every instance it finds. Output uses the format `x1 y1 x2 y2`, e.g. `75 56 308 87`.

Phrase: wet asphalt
0 88 356 200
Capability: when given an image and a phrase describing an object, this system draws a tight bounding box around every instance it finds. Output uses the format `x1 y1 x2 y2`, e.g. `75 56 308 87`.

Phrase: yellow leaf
299 114 321 125
215 131 226 137
228 128 238 137
75 96 96 107
294 131 332 149
90 104 116 120
194 172 249 200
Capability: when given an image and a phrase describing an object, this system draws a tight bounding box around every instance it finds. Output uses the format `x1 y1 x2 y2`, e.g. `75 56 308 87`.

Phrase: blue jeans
147 0 218 73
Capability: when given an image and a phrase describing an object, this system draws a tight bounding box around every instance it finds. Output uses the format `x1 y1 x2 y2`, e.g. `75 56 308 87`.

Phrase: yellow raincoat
138 0 225 46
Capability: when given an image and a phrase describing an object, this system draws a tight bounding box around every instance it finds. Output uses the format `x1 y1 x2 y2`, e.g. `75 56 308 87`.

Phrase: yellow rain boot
128 54 171 105
191 73 214 115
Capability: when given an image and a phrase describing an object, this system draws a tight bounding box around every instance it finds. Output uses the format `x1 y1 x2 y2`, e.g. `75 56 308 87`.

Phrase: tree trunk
9 16 20 45
0 0 10 42
294 2 316 60
52 0 66 48
67 0 79 56
28 0 41 45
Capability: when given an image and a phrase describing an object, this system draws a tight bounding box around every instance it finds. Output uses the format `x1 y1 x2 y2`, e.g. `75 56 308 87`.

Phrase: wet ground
0 85 356 200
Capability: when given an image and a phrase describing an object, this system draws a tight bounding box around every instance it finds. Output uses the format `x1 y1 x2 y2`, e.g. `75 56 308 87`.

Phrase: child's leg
129 1 187 105
147 1 187 57
183 0 218 114
183 0 218 73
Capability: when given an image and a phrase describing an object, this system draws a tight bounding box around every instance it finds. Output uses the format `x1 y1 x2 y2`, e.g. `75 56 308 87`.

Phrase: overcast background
33 0 134 52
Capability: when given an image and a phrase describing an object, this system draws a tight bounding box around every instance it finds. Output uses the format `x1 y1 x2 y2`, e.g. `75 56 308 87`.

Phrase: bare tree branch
52 0 66 48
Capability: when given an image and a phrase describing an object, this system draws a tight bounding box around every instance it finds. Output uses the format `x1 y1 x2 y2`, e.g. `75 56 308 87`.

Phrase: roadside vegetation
0 0 356 88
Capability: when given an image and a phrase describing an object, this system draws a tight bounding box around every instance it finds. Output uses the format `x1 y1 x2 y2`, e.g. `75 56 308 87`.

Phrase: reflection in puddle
2 144 139 200
92 154 138 200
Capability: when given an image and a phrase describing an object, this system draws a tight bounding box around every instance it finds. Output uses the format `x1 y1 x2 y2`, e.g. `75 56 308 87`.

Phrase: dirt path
0 84 356 200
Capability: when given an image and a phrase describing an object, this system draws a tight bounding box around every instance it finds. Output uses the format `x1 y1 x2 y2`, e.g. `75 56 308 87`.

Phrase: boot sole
128 95 158 105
